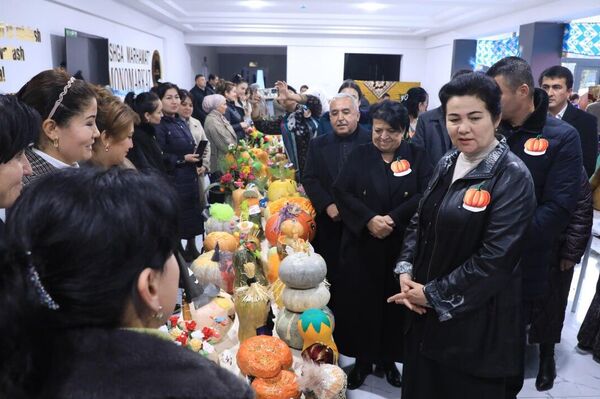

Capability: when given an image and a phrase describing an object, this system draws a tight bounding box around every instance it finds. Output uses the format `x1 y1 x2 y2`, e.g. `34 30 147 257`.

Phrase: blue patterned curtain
563 23 600 57
476 36 520 68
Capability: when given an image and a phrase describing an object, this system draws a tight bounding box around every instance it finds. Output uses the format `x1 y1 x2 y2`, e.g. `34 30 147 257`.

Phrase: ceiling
116 0 553 39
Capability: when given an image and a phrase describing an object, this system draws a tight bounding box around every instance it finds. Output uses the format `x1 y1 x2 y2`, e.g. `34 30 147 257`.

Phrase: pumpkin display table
168 134 346 399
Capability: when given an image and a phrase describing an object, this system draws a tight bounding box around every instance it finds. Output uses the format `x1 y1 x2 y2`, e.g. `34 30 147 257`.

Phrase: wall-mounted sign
109 42 154 95
0 22 41 84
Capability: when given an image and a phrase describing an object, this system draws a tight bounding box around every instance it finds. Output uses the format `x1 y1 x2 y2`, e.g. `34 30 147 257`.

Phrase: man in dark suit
190 74 210 124
540 65 598 177
303 93 371 291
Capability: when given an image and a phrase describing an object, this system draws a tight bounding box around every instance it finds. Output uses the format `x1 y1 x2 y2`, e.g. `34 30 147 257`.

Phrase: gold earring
53 137 59 149
104 145 110 152
153 305 164 319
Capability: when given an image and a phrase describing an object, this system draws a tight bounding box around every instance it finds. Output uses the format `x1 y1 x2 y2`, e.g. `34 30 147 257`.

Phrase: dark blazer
562 102 598 177
127 123 167 173
499 89 583 299
302 125 371 284
37 328 254 399
190 85 211 124
23 148 58 186
155 115 204 238
224 101 246 140
398 138 536 377
560 168 593 264
411 106 453 167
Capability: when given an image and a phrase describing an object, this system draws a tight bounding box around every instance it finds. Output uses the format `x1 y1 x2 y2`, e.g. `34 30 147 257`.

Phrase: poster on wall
109 42 160 97
0 23 42 85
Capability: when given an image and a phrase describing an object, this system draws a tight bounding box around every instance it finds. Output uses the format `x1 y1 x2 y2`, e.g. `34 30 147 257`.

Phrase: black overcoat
155 115 204 238
562 102 598 177
332 141 432 361
302 125 371 287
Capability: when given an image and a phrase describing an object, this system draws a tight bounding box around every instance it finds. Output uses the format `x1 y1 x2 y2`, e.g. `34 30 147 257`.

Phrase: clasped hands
387 274 429 315
367 215 395 239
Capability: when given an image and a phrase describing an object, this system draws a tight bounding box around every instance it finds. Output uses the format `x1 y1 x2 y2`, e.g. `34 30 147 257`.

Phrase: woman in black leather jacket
388 73 536 399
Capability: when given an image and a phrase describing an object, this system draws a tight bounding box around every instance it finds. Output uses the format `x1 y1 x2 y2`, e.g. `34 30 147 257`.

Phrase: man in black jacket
190 74 210 124
487 56 583 398
539 66 598 177
302 93 371 300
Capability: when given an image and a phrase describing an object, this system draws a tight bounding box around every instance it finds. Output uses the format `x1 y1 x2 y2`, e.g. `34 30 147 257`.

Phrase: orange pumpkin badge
463 183 491 213
391 158 411 177
524 135 549 156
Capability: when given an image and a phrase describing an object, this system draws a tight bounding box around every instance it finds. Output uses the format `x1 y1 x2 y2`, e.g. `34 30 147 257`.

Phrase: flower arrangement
167 314 219 359
219 140 265 192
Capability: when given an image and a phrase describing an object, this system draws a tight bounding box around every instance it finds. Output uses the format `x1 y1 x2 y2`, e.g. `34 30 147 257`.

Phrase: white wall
0 0 192 93
188 46 220 84
422 44 453 108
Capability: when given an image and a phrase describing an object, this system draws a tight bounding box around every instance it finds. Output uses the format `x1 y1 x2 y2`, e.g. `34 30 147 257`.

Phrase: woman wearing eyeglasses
332 100 433 390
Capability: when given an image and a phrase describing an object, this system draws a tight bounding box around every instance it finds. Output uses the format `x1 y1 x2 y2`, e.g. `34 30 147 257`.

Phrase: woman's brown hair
93 86 140 141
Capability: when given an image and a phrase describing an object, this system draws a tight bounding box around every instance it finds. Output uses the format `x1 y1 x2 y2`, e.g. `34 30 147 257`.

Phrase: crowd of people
1 56 600 399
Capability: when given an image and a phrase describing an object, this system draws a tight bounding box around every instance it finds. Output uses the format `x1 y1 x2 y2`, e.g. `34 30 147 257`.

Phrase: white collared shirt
32 148 78 169
555 103 568 120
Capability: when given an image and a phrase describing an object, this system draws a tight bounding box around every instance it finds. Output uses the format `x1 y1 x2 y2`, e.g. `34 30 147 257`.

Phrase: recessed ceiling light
356 2 387 12
240 0 269 9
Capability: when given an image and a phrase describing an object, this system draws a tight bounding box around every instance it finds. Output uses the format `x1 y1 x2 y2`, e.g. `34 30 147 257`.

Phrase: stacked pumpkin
237 335 300 399
275 242 333 351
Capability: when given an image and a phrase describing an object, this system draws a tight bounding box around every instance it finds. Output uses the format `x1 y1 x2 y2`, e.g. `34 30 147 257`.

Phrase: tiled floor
343 235 600 399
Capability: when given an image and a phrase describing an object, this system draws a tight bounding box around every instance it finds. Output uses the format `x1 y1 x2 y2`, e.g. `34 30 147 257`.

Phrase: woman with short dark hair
0 95 38 241
332 100 433 390
389 73 536 399
0 167 253 398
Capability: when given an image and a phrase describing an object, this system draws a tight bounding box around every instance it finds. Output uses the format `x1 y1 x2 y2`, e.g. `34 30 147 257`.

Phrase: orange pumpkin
237 335 293 379
251 370 301 399
266 197 316 219
265 211 316 245
463 185 491 212
251 148 269 164
203 232 239 252
524 136 549 155
391 158 411 176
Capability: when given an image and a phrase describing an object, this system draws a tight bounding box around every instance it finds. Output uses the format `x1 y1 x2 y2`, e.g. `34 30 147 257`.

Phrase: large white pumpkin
278 249 327 290
282 283 330 313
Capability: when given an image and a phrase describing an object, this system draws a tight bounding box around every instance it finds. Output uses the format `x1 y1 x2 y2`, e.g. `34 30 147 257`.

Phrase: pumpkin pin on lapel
391 157 411 177
463 183 491 213
524 135 548 156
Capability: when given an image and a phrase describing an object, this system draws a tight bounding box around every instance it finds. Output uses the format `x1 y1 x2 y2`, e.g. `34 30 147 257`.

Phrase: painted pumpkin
275 306 334 350
390 158 411 177
298 308 338 364
266 197 316 219
189 289 235 344
251 370 301 399
190 247 235 294
267 179 298 202
204 232 239 252
463 184 491 213
265 208 316 245
282 283 330 313
278 246 327 289
524 136 549 155
237 335 293 378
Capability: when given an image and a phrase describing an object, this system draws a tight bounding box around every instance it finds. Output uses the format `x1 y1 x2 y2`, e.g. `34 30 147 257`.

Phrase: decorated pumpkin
266 197 316 219
234 262 271 342
237 335 293 378
299 362 347 399
190 247 235 294
391 158 411 177
265 204 316 245
204 232 239 252
524 135 549 155
276 307 334 350
278 244 327 289
298 308 338 364
234 242 268 288
267 179 298 202
205 203 237 234
189 289 236 344
463 184 491 213
282 283 330 313
251 370 301 399
251 147 269 164
266 247 281 284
